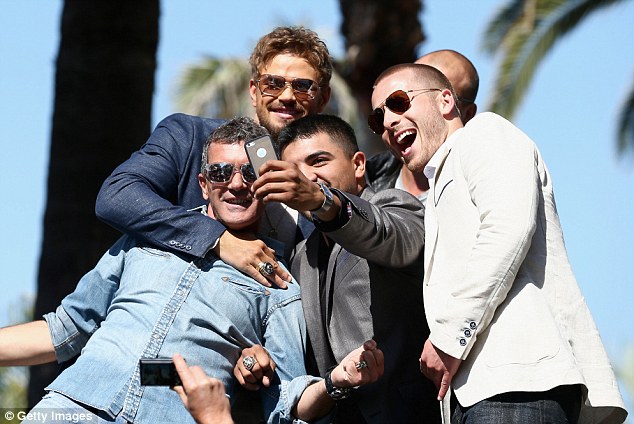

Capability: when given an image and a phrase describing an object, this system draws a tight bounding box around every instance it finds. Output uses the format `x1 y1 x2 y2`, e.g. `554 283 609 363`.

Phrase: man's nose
277 84 297 102
228 170 247 189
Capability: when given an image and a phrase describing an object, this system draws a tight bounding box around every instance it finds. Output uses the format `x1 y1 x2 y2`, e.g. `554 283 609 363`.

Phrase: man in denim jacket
0 118 382 424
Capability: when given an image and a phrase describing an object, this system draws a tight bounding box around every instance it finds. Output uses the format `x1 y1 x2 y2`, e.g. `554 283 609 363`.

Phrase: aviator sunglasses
203 162 257 184
255 74 319 101
367 88 441 134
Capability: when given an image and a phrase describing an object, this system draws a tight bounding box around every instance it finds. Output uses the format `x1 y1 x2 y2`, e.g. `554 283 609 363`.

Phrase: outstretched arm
0 320 55 366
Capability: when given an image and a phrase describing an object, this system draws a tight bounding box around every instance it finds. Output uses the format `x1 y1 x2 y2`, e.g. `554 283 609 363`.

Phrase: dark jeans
452 385 582 424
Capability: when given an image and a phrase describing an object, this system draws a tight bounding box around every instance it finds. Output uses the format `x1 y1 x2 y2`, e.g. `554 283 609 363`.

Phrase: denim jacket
43 235 315 423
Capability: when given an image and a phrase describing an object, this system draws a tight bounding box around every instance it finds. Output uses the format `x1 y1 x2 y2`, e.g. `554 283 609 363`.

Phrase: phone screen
139 358 182 386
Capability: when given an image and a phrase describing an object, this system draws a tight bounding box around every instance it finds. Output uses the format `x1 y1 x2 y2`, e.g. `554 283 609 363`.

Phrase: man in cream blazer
370 63 627 423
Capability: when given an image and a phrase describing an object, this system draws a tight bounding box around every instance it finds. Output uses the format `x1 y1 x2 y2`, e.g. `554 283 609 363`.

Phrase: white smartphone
244 135 279 178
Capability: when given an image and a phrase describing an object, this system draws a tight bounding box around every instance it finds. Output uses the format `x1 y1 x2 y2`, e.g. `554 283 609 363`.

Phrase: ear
315 86 331 113
352 150 366 181
249 79 258 107
438 88 457 118
198 174 211 201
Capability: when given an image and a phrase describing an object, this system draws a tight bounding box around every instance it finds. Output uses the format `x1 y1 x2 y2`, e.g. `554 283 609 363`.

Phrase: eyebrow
304 150 334 161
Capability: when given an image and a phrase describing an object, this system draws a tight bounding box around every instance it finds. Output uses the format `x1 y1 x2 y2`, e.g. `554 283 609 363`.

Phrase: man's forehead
372 73 410 101
260 53 319 80
283 133 338 158
209 142 247 162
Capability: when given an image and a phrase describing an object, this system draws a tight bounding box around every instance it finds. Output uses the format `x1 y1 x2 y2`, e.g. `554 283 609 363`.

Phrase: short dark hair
201 117 268 172
277 114 359 158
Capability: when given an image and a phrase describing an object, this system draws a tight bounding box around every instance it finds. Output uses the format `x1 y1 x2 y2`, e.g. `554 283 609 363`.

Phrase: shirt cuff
43 305 90 363
312 189 351 232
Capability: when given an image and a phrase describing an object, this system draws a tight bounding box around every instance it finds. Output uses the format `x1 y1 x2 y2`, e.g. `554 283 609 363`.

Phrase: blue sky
1 0 633 409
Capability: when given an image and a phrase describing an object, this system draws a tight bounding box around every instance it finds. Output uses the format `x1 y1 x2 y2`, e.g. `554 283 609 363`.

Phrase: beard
407 108 447 174
255 102 308 141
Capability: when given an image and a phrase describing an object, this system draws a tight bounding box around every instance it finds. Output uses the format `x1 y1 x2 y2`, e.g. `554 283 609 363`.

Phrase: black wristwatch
311 182 334 217
324 368 351 400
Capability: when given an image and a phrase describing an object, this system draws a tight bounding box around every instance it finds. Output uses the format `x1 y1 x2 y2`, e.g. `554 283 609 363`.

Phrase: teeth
226 199 250 205
396 130 416 144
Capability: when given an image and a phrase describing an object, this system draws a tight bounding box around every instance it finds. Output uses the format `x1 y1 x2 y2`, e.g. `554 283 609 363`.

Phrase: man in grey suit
243 114 440 423
370 63 627 423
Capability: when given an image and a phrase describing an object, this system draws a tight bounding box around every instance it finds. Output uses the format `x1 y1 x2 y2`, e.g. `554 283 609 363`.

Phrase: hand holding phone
244 135 279 178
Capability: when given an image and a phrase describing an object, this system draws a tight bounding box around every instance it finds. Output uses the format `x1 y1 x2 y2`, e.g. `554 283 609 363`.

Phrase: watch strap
324 368 351 400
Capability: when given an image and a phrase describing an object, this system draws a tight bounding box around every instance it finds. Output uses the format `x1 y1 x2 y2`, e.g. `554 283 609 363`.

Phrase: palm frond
173 57 252 118
617 77 634 157
482 0 528 53
488 0 629 118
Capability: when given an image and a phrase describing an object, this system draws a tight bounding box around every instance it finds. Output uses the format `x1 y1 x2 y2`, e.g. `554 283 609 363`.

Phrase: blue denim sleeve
43 236 130 362
95 113 226 258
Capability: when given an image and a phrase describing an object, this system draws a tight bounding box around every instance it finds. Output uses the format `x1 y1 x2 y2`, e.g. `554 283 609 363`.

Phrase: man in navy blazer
96 26 333 287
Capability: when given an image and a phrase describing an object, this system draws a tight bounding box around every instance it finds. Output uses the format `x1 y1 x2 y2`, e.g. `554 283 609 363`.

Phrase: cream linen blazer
424 113 627 423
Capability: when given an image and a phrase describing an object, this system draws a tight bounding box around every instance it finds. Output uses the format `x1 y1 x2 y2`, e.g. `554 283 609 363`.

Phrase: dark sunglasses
203 162 256 184
255 74 319 100
367 88 441 134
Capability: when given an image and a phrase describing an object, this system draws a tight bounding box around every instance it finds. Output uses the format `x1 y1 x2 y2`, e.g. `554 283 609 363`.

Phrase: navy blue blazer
96 113 225 258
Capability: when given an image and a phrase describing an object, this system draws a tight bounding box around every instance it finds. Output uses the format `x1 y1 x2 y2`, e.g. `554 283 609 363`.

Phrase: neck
399 164 429 195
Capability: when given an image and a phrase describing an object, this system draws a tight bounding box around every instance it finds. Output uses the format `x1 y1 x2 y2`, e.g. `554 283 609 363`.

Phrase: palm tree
483 0 634 157
28 0 159 405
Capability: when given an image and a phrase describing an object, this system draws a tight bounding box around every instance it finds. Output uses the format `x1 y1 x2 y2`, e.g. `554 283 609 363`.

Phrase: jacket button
469 321 477 330
185 245 192 251
459 338 467 346
464 329 471 337
169 240 176 245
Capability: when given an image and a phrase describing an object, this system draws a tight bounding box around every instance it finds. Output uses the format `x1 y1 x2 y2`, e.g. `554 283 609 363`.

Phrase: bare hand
233 345 276 391
251 160 323 212
419 338 462 400
172 354 234 424
214 229 290 288
331 339 384 388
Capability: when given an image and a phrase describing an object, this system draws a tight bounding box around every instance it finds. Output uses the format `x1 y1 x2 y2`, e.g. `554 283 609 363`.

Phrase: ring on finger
242 355 257 371
355 360 368 370
256 261 274 276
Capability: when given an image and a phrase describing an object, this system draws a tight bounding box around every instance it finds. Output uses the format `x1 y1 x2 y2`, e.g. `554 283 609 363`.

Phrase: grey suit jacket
291 186 440 423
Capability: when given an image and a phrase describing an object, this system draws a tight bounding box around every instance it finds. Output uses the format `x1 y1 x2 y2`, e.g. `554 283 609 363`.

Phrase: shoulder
365 186 423 210
456 113 537 159
155 113 226 138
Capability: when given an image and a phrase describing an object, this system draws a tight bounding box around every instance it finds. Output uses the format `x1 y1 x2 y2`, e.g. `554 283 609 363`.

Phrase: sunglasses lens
291 78 314 93
385 90 411 113
240 164 257 183
259 75 283 95
368 108 385 134
206 163 233 183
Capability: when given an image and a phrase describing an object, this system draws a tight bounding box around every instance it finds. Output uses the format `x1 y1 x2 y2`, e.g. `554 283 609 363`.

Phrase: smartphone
244 135 279 178
139 358 182 386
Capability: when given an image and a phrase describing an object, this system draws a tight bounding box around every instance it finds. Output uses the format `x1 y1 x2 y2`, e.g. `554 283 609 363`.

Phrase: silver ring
256 261 274 276
242 355 257 371
355 360 368 370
